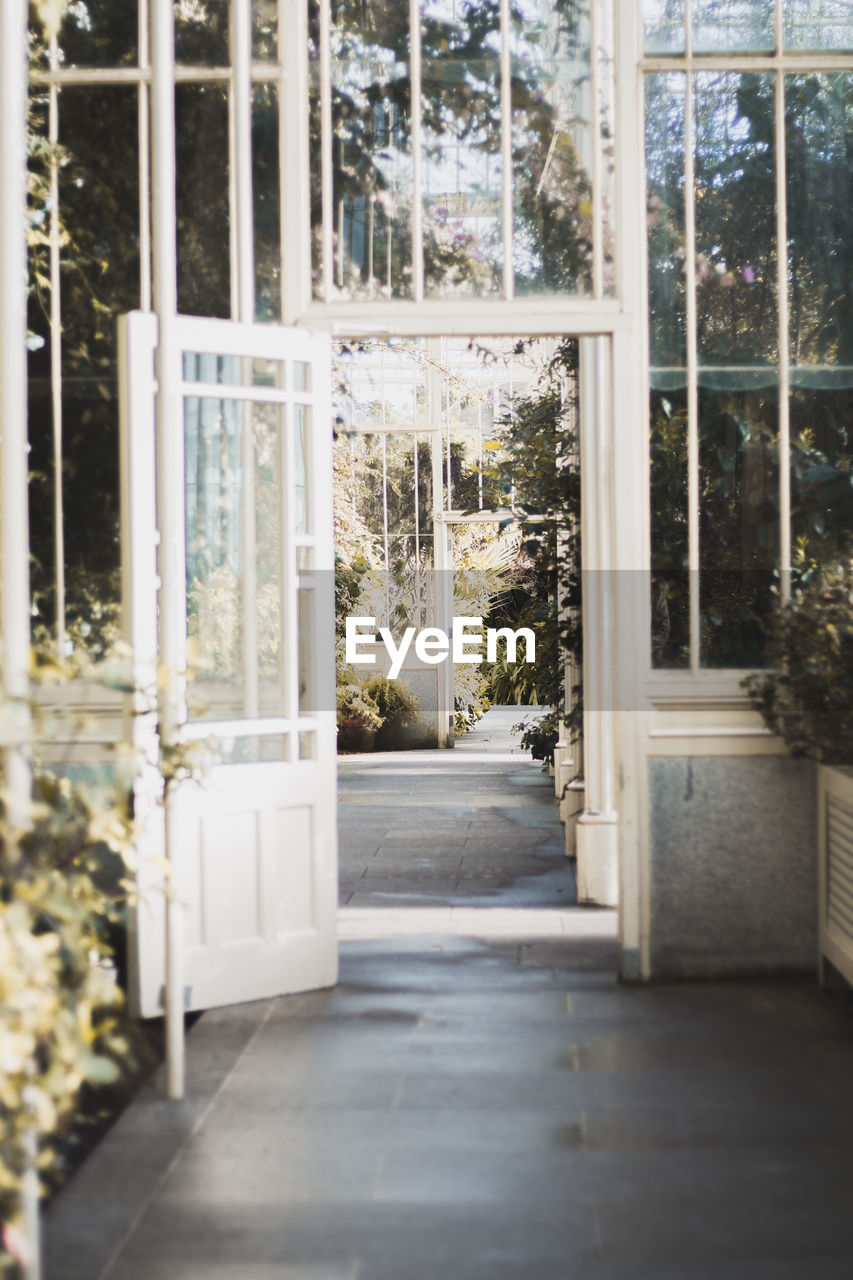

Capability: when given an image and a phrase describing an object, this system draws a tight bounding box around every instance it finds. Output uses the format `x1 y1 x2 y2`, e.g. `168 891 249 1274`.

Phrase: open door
120 312 337 1017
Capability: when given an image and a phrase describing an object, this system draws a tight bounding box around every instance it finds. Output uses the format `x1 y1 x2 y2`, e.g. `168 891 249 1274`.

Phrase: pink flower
742 265 756 283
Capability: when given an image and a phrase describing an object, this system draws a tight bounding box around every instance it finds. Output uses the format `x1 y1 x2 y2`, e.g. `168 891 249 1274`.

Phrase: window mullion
139 0 152 312
590 0 603 299
318 0 333 303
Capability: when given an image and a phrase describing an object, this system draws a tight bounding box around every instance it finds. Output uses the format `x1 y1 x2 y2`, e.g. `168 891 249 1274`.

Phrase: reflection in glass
691 0 775 53
298 588 314 714
512 0 594 296
181 354 285 387
784 1 853 52
642 0 685 54
699 386 778 667
176 85 231 318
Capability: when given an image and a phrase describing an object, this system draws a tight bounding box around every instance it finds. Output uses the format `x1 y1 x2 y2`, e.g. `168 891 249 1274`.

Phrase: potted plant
363 675 419 751
336 681 384 752
744 553 853 987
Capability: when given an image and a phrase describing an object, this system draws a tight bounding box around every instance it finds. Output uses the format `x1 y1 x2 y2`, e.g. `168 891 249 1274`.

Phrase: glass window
646 73 689 667
643 0 686 54
787 73 853 566
784 0 853 53
176 85 231 318
690 0 775 54
56 2 138 68
175 0 229 65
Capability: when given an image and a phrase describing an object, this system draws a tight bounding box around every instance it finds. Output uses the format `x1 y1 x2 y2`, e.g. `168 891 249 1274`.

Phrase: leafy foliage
743 550 853 764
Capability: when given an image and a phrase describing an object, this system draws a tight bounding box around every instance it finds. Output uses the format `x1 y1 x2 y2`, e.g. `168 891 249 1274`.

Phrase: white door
120 312 337 1017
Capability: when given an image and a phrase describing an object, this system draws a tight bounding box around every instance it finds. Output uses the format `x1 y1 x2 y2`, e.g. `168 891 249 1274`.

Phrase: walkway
44 708 853 1279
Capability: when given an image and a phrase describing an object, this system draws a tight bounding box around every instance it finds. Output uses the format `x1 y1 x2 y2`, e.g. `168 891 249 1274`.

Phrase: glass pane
694 72 777 370
253 0 278 60
185 396 244 714
422 0 503 298
186 397 287 720
182 354 285 387
176 85 231 317
643 0 685 53
646 73 688 667
298 587 314 714
787 73 853 564
254 84 282 321
699 387 778 667
52 87 140 653
254 405 284 716
294 405 310 534
218 736 290 764
694 71 777 666
294 361 310 392
784 1 853 52
512 0 594 296
317 0 413 300
299 732 317 760
56 1 138 67
175 0 229 64
691 0 775 53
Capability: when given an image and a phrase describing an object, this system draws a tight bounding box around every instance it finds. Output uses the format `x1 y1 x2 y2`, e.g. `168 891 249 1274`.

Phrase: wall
648 755 817 978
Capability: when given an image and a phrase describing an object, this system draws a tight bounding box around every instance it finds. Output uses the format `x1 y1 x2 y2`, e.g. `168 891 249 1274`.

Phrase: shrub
743 555 853 764
336 681 383 731
362 675 418 729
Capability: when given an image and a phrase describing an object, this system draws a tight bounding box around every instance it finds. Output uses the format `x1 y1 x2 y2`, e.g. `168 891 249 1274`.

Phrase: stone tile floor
44 707 853 1279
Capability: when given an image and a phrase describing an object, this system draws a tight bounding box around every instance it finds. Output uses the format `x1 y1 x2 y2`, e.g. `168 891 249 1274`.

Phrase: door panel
121 313 337 1017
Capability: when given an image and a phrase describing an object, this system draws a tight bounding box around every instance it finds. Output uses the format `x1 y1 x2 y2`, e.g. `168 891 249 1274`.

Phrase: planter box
818 764 853 987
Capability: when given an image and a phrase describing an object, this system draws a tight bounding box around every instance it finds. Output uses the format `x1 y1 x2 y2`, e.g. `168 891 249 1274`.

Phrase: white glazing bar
139 0 152 311
281 395 299 762
281 0 311 319
319 0 334 302
232 0 255 324
49 40 65 658
499 0 514 299
409 0 425 302
590 0 603 299
774 4 791 599
0 0 31 806
232 0 259 721
151 0 186 1102
683 59 700 674
1 2 37 1268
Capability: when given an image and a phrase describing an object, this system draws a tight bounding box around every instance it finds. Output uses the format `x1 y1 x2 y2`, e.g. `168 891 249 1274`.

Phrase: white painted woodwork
121 312 338 1020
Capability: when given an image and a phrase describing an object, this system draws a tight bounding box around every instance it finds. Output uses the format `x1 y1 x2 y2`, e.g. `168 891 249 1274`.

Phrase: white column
576 336 619 906
151 0 186 1099
611 0 650 979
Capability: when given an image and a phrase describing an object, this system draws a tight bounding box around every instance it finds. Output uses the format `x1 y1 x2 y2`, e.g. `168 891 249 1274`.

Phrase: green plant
743 552 853 764
363 676 419 730
514 708 561 763
0 766 134 1270
337 682 383 732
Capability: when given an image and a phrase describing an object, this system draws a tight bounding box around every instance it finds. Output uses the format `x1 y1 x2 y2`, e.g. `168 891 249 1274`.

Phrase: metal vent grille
827 796 853 950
